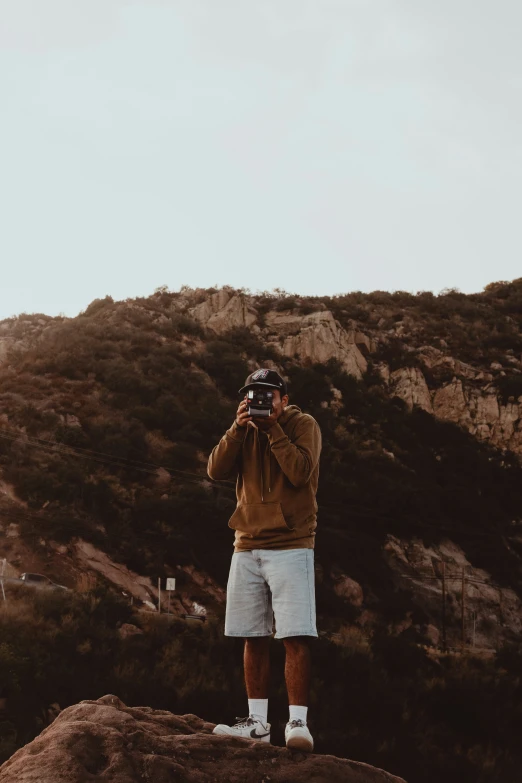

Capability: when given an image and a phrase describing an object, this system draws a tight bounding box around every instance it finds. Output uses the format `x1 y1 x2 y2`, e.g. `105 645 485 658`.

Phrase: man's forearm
266 421 321 487
207 421 246 480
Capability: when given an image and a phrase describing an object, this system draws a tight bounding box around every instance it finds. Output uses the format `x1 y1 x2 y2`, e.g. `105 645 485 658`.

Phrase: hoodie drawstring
257 428 264 502
256 428 272 501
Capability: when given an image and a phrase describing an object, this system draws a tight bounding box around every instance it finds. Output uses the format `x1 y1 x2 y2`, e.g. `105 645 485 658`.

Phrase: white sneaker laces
232 716 256 728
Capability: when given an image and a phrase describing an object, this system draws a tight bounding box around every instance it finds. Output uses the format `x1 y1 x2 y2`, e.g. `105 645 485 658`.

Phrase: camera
246 388 274 417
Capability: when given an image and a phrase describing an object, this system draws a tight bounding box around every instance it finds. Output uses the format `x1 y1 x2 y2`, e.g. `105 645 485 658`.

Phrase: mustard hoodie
207 405 322 552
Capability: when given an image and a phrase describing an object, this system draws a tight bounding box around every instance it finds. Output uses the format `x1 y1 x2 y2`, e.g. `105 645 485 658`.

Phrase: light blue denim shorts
224 548 318 639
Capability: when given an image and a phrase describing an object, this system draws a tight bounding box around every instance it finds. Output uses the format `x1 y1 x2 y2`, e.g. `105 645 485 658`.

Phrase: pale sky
1 1 521 319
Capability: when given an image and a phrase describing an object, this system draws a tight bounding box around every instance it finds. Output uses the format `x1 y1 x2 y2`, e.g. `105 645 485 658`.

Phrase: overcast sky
1 1 521 320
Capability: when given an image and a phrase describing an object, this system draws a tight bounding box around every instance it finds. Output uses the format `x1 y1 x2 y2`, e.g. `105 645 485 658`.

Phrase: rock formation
189 290 258 334
74 540 225 617
383 534 522 649
385 346 522 456
389 367 432 413
264 310 370 378
182 288 522 456
0 694 407 783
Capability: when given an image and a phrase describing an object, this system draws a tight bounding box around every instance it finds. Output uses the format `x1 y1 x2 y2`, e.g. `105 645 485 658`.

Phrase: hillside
1 280 522 782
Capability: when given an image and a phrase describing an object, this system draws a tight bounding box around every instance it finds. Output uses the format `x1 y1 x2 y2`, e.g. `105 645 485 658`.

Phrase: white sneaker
285 719 314 752
213 715 271 743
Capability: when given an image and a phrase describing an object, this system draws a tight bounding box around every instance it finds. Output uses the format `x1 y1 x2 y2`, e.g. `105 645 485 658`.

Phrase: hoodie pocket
228 502 292 537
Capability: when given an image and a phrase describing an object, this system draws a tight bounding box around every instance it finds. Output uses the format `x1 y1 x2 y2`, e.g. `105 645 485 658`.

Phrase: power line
0 428 512 543
0 425 235 487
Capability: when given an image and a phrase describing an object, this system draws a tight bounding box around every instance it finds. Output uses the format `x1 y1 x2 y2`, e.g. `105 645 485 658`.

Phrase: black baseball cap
239 369 288 396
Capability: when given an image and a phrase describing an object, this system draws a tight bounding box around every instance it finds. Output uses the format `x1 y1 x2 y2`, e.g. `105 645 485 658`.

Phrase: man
208 368 322 752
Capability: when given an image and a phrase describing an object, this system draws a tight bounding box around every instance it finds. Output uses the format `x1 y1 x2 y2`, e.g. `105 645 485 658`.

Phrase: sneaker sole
286 734 313 752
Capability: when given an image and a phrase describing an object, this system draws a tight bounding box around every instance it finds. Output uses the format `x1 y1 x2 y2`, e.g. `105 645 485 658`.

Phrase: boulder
0 694 407 783
423 624 440 647
117 623 144 639
332 575 364 606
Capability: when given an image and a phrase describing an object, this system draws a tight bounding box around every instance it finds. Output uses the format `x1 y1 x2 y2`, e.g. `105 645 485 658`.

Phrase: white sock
289 704 308 724
248 698 268 725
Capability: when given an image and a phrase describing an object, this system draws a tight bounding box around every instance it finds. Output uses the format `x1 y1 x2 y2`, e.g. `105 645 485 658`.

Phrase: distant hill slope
0 280 521 651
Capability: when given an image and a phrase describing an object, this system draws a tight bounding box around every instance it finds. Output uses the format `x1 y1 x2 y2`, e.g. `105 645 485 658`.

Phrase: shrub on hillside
496 374 522 405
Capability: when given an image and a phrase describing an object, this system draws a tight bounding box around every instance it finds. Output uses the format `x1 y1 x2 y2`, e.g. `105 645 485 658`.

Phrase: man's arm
207 421 246 480
207 398 251 481
266 415 321 487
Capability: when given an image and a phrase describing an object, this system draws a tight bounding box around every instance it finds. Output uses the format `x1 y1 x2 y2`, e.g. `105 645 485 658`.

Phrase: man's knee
282 636 310 653
244 636 271 648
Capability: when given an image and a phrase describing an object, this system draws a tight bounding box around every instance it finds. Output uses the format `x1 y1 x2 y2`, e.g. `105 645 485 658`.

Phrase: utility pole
400 563 491 653
0 559 6 602
461 567 466 650
441 561 447 652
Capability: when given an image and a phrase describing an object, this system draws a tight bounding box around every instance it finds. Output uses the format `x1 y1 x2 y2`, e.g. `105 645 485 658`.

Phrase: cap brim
238 382 283 395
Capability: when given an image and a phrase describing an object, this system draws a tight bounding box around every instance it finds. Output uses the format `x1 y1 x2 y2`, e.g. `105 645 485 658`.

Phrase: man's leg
283 636 310 705
260 548 317 752
244 636 271 698
213 552 273 740
283 636 313 750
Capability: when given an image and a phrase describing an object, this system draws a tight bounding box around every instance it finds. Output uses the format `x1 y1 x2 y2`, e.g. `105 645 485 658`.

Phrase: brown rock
74 540 159 606
0 695 407 783
265 310 368 378
332 575 364 606
189 291 257 333
117 623 144 639
382 534 522 649
390 367 433 413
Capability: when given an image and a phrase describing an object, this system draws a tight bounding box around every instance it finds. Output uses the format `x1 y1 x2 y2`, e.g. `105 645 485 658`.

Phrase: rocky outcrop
74 540 225 616
385 346 522 456
433 380 522 453
383 534 522 649
0 317 57 367
331 573 364 606
74 540 162 608
0 694 407 783
389 367 433 413
265 310 370 379
187 291 376 379
189 291 257 334
416 345 483 381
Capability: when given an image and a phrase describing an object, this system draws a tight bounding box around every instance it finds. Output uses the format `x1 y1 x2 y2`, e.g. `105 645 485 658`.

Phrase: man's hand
235 397 252 428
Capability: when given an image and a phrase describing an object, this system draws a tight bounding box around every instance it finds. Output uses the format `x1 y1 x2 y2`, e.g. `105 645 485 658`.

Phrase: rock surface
386 353 522 456
265 310 368 378
190 291 257 333
383 534 522 649
0 694 407 783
